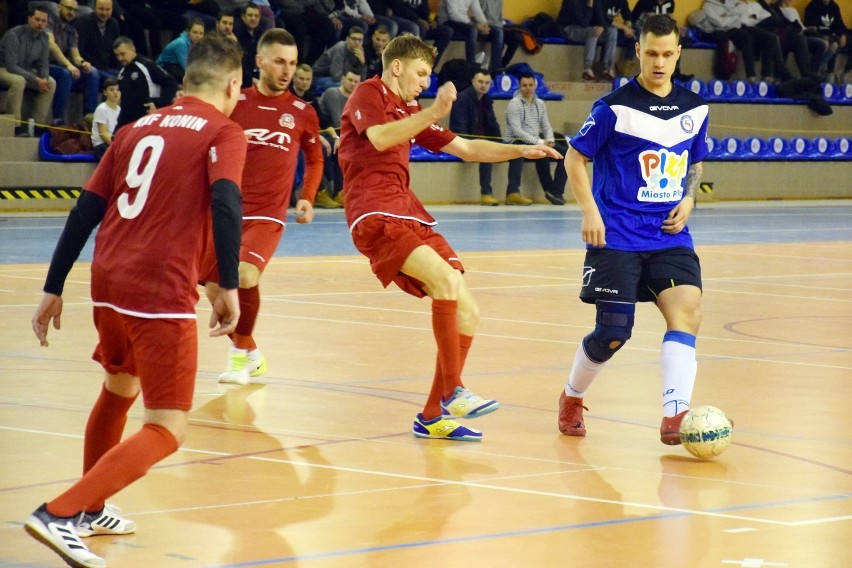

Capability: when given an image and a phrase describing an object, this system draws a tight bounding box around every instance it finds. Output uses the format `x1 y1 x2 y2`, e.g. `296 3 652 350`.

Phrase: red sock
458 334 473 381
83 386 138 475
47 423 178 518
233 286 260 350
422 300 459 419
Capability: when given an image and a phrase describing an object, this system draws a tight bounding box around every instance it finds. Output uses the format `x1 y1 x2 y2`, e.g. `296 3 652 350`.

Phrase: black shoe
544 191 565 205
14 125 30 137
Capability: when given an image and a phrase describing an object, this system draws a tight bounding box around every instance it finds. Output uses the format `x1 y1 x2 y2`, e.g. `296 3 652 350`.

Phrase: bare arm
566 146 606 247
365 82 457 152
662 162 701 234
443 137 562 162
97 122 112 145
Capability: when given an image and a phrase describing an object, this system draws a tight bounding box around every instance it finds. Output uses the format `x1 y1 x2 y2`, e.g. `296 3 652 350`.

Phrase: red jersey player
26 37 246 568
199 28 324 385
339 34 562 441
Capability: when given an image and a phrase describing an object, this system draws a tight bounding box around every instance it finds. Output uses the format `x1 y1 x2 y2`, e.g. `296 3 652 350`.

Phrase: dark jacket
449 86 501 140
116 55 179 129
557 0 607 28
74 12 121 71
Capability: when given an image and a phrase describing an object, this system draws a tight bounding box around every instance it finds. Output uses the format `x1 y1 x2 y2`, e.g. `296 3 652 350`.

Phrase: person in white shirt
91 76 120 159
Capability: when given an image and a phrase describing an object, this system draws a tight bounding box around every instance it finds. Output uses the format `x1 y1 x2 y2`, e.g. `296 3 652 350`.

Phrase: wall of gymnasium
497 0 852 31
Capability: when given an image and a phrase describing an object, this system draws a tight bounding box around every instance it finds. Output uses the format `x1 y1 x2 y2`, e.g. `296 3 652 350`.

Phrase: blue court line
210 492 852 567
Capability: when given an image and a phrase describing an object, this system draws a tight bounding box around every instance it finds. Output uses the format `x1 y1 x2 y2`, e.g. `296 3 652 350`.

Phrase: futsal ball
679 405 732 459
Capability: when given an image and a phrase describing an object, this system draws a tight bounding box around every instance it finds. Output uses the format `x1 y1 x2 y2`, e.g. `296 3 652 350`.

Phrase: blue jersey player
559 14 710 446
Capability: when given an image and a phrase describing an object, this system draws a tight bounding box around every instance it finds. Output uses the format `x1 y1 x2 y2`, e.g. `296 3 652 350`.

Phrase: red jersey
86 96 247 318
230 86 324 224
339 76 456 230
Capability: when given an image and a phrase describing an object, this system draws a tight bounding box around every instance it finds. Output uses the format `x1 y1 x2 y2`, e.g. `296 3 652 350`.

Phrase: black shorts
579 247 702 304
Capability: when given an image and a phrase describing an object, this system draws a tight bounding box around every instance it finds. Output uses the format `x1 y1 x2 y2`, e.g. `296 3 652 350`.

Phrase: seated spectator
185 0 224 30
312 26 366 91
363 24 391 78
603 0 638 74
367 0 420 37
329 0 386 38
758 0 821 79
276 0 337 65
803 0 850 82
438 0 490 69
91 76 120 159
120 0 185 58
389 0 453 67
74 0 121 77
632 0 692 81
776 0 829 78
157 18 206 83
479 0 521 74
235 2 264 87
0 5 56 136
449 68 503 206
557 0 617 81
212 10 238 42
113 35 178 130
317 68 361 206
47 0 100 124
504 72 568 206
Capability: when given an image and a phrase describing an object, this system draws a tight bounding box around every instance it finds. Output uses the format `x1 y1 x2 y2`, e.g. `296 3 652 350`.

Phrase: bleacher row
421 71 564 100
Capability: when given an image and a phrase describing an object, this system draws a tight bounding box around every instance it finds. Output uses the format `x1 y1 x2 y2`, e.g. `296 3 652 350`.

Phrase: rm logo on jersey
279 113 295 129
637 149 688 202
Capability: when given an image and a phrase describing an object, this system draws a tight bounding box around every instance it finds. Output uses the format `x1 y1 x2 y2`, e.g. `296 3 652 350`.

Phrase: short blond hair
381 33 436 70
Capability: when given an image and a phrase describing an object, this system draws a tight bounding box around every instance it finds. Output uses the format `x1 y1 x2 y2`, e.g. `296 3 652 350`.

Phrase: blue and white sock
565 344 605 398
661 331 697 417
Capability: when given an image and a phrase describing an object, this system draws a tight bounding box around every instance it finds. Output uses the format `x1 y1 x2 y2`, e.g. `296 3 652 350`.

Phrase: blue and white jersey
570 78 710 252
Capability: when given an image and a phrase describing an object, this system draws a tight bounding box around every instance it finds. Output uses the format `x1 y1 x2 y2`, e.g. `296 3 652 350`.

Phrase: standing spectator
557 0 617 81
449 68 502 206
364 24 391 78
312 25 366 91
390 0 452 67
235 3 264 87
157 18 207 83
558 15 711 446
0 5 56 136
803 0 849 82
504 72 568 205
199 29 324 385
90 75 120 159
24 36 246 568
47 0 99 124
439 0 490 69
337 34 561 441
478 0 521 73
276 0 336 65
318 68 361 203
113 36 178 130
74 0 121 76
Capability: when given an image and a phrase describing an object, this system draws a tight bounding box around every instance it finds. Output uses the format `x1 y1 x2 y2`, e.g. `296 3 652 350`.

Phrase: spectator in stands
318 68 361 205
364 24 391 78
557 0 617 82
276 0 337 65
803 0 849 82
479 0 521 74
157 18 206 83
438 0 490 69
602 0 638 75
185 0 224 30
235 3 264 87
312 25 366 91
699 0 792 82
121 0 185 59
757 0 821 79
74 0 121 76
47 0 99 124
449 68 502 206
290 63 318 105
113 35 178 130
775 0 829 78
390 0 453 67
504 72 568 205
331 0 378 37
632 0 692 81
367 0 420 37
91 76 119 159
0 5 56 136
213 10 238 42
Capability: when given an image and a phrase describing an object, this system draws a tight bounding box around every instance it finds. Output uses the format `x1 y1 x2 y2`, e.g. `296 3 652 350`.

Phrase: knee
428 266 461 299
582 301 635 363
457 297 480 330
237 262 260 288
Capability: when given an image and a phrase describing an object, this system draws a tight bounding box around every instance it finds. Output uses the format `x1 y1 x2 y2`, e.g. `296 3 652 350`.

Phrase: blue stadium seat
821 82 843 101
743 137 767 156
766 137 790 158
614 77 630 89
789 137 813 158
38 133 97 162
834 137 852 156
420 73 438 98
751 81 776 100
719 137 744 158
729 80 754 100
409 145 461 162
490 73 518 98
705 80 731 100
812 137 835 156
706 136 723 158
685 79 705 97
840 83 852 102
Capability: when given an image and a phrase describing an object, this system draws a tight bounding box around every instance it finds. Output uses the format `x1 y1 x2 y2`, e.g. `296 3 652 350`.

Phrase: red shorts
351 215 464 298
91 307 198 410
198 219 284 284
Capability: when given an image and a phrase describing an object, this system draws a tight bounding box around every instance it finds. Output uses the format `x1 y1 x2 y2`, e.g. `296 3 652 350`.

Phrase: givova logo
636 149 689 202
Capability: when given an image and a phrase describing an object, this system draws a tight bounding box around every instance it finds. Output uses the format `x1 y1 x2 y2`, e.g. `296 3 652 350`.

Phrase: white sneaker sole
25 516 106 568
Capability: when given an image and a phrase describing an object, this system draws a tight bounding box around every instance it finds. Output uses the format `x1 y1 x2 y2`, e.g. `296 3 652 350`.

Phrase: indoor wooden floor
1 203 850 567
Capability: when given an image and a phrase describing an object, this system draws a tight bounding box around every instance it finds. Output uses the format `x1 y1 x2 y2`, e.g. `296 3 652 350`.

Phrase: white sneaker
25 504 106 568
218 350 251 384
76 503 136 537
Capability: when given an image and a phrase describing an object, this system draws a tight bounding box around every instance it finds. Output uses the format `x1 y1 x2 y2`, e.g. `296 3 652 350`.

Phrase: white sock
228 346 248 356
661 334 697 417
565 344 606 398
247 348 262 362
